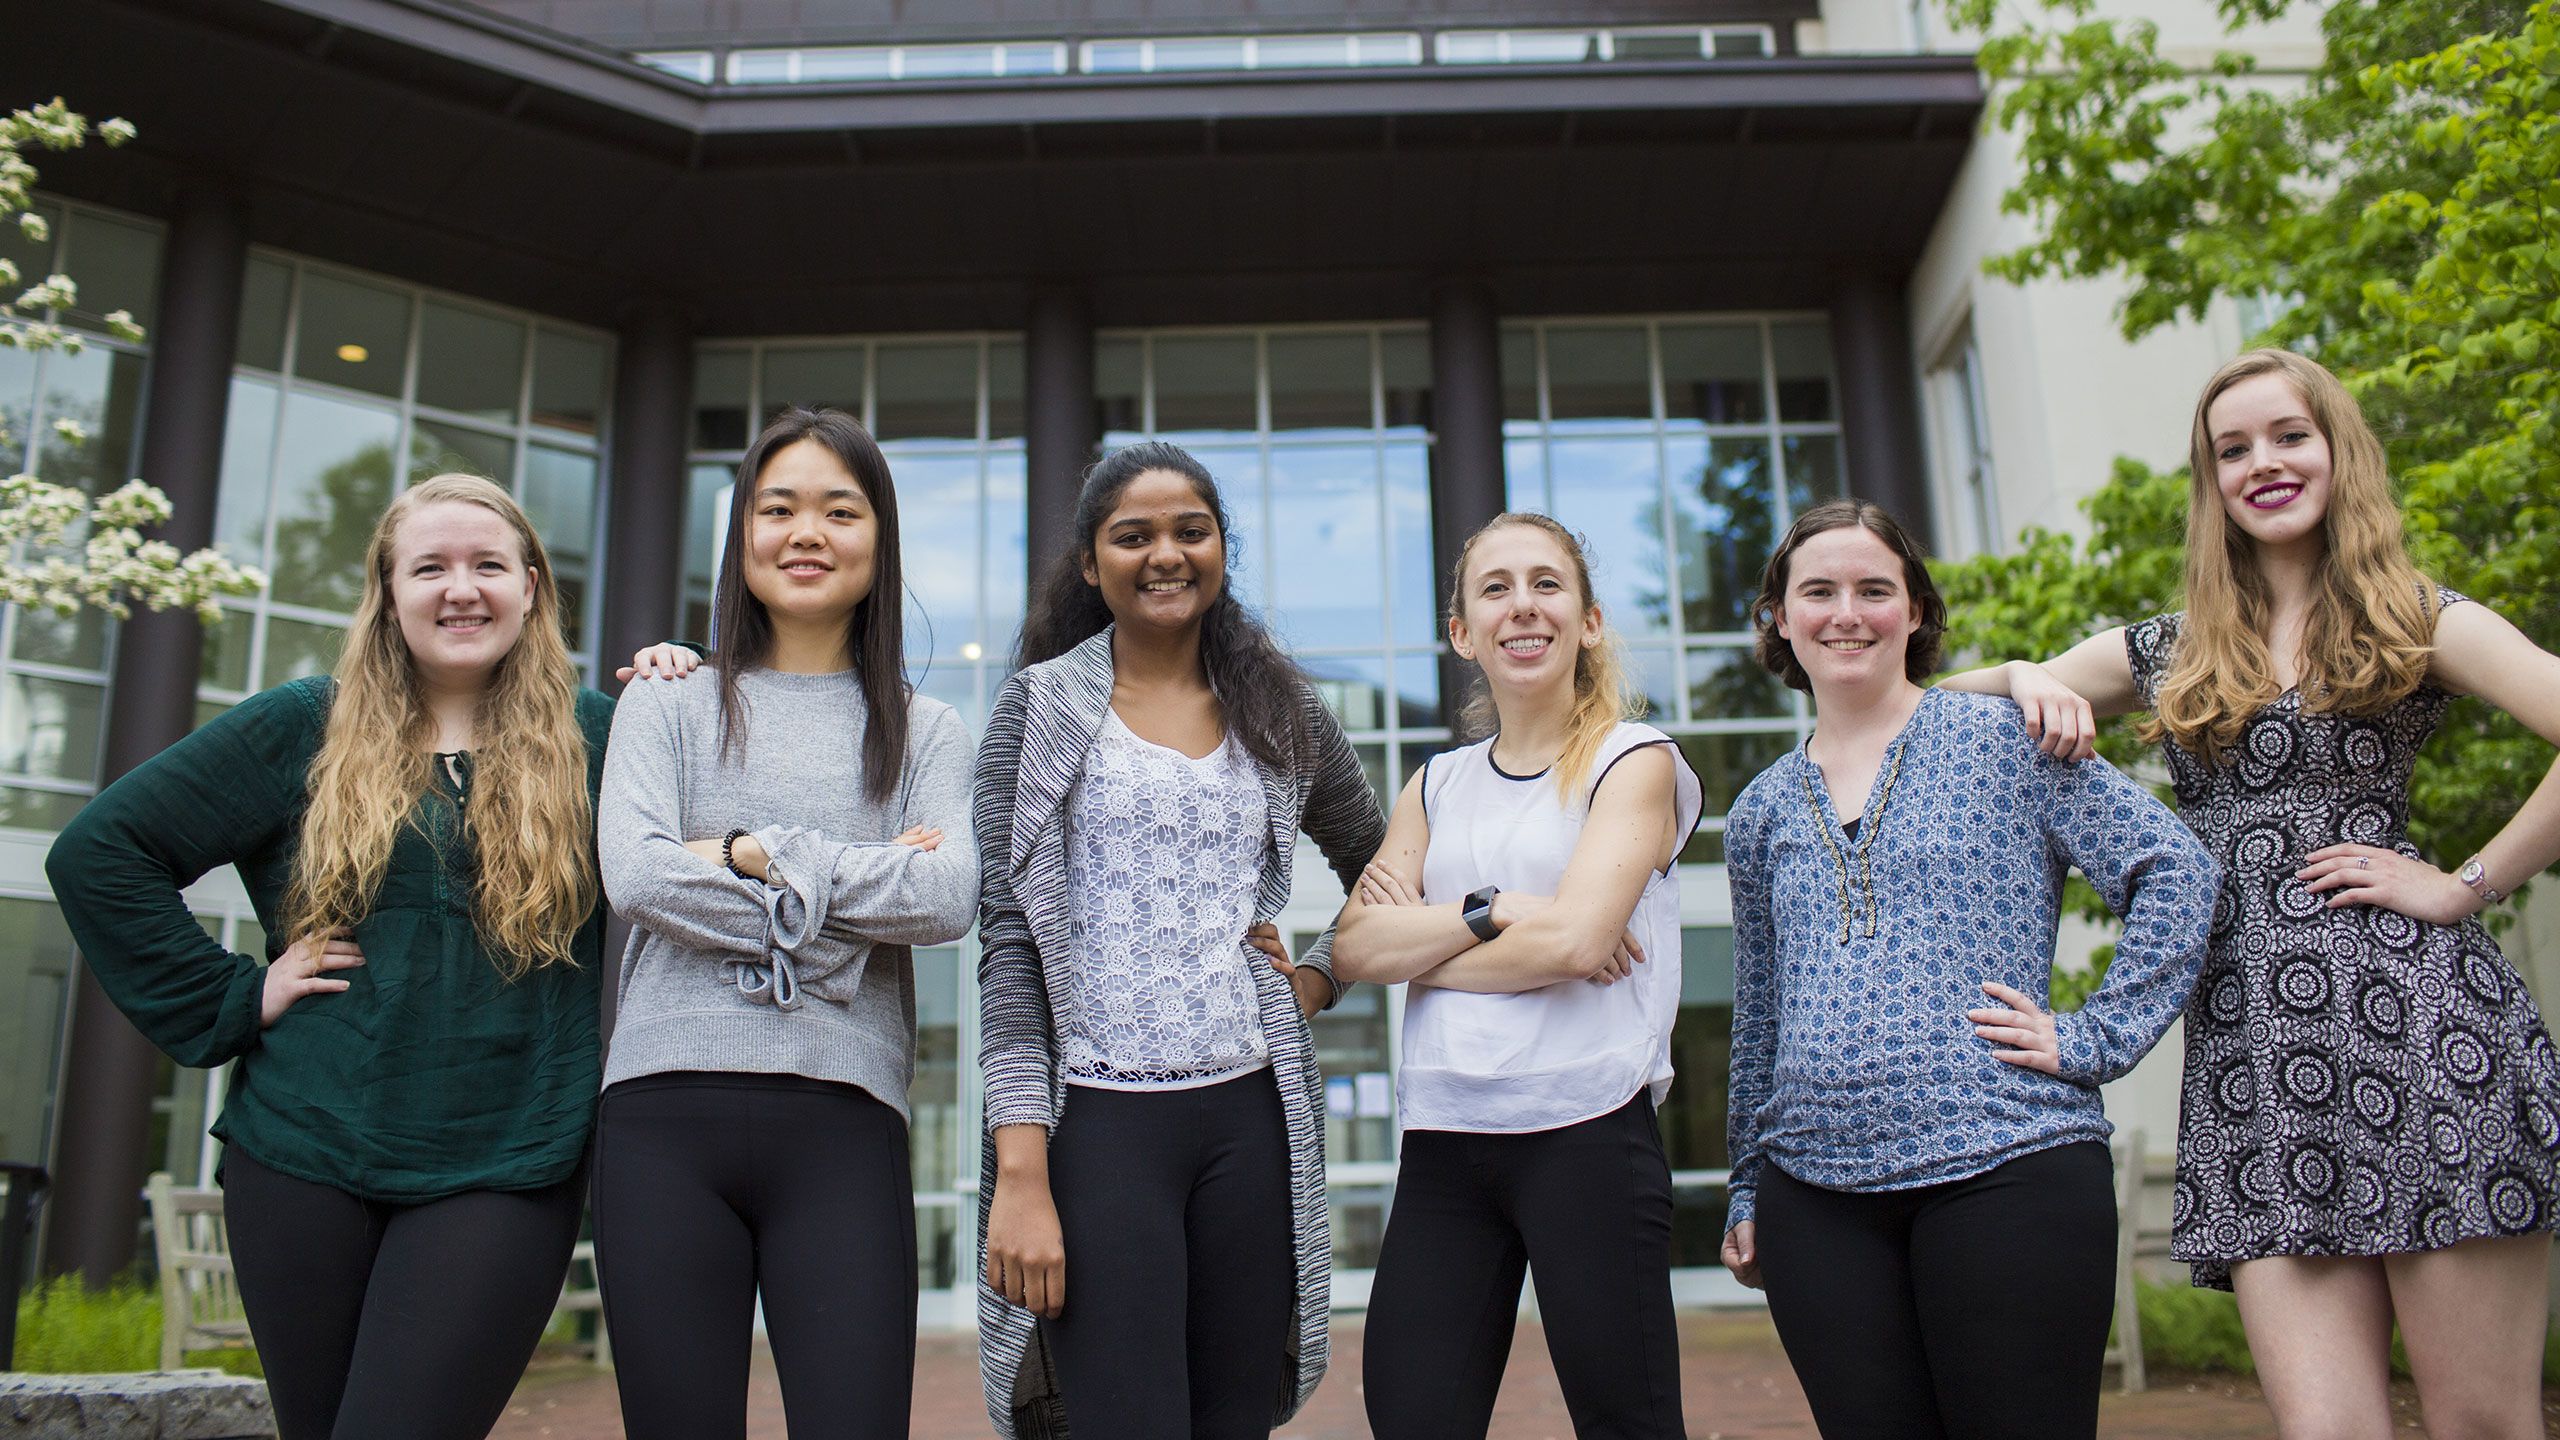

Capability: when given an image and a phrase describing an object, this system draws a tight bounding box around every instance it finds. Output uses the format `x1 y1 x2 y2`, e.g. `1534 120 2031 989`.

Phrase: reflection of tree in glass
269 441 395 612
1678 444 1776 636
1687 648 1787 725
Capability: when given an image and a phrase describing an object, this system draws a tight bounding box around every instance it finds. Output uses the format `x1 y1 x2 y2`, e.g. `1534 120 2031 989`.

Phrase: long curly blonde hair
1449 512 1645 805
282 474 595 979
2147 349 2436 763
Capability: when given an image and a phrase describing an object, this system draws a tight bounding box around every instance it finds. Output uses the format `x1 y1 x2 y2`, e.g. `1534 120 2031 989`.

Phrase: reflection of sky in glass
985 451 1027 660
1503 437 1547 514
1268 445 1384 650
895 449 980 659
1387 444 1436 646
1621 645 1676 724
1546 436 1668 637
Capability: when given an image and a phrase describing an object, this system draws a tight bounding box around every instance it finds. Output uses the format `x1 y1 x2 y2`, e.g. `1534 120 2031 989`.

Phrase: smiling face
743 436 878 631
2208 371 2334 555
1081 467 1227 636
388 498 537 693
1450 522 1602 699
1773 525 1921 700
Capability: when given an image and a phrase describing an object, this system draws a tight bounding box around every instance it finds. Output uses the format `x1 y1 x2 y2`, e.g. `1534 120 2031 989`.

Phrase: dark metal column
44 185 245 1285
594 302 692 1047
1428 279 1506 730
597 302 694 681
1830 269 1934 547
1022 287 1095 598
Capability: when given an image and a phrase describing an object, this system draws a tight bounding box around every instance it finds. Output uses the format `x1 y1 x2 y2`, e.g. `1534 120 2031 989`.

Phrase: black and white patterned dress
2129 599 2560 1289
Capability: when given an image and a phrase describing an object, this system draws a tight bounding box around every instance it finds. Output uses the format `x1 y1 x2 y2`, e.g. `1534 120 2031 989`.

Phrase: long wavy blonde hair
282 474 596 979
1450 512 1645 805
2147 349 2436 763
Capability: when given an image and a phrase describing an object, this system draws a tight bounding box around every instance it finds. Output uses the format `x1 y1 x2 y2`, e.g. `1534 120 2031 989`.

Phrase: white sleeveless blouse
1399 722 1702 1134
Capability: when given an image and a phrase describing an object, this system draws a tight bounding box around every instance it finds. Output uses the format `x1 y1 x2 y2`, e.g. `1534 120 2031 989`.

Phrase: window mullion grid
1648 320 1690 727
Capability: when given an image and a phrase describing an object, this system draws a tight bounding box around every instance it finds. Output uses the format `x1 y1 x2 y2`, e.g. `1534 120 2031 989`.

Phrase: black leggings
591 1072 917 1440
220 1148 585 1440
1041 1071 1295 1440
1756 1139 2118 1440
1364 1094 1685 1440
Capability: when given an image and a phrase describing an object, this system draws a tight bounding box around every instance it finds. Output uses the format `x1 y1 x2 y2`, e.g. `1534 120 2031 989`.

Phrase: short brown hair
1750 499 1947 691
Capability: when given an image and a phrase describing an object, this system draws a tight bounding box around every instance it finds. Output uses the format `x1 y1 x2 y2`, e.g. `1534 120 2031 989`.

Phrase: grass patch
12 1276 261 1377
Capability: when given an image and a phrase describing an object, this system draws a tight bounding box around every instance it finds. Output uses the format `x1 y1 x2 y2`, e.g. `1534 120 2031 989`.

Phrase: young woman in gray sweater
595 407 979 1440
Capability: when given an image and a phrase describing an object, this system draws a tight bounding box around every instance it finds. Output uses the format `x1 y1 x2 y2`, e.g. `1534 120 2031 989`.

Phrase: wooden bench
146 1172 252 1372
146 1172 611 1371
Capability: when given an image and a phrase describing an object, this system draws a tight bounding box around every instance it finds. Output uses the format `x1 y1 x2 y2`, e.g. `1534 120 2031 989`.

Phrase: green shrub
11 1276 261 1377
2129 1276 2560 1386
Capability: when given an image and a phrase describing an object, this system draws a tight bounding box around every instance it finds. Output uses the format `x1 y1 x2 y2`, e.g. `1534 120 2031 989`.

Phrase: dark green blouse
46 676 615 1202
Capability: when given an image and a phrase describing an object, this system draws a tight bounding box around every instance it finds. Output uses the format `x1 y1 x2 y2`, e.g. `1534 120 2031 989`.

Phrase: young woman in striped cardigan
973 441 1385 1440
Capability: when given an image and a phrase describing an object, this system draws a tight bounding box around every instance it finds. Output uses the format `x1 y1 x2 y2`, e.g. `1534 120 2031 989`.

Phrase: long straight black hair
712 405 908 803
1015 440 1305 774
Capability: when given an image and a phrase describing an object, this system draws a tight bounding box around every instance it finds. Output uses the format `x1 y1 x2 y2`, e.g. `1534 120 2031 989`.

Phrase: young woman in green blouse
48 473 613 1440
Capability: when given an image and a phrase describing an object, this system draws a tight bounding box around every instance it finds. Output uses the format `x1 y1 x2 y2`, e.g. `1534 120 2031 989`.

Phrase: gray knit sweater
598 666 979 1117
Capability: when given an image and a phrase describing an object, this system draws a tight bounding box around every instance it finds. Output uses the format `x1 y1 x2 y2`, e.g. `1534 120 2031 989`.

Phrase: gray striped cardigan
972 626 1385 1439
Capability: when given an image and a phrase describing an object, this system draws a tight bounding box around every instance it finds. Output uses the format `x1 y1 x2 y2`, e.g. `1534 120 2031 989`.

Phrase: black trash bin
0 1161 49 1369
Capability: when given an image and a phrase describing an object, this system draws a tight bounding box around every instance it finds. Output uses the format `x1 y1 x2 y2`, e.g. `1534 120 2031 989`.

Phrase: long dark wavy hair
1015 440 1306 774
712 406 909 803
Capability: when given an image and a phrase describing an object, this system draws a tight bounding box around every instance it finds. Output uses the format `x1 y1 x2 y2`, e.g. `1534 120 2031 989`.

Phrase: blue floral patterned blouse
1723 688 2219 1230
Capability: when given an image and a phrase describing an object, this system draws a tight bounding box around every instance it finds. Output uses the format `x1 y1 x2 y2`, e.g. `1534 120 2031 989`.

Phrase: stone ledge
0 1370 274 1439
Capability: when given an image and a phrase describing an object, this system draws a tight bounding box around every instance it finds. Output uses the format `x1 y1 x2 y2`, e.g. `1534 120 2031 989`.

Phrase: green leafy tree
1 98 263 618
1932 2 2559 981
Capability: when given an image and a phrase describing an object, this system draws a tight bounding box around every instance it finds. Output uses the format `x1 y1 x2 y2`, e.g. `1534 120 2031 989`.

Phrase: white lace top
1059 710 1271 1089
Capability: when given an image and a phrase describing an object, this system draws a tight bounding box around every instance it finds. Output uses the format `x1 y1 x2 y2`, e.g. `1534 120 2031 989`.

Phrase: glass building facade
13 213 1869 1311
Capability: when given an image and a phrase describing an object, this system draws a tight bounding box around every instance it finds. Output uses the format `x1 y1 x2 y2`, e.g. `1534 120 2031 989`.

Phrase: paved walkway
493 1311 2559 1438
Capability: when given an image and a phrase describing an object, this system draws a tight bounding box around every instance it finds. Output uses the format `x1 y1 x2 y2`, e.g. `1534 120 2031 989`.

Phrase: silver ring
2358 857 2371 870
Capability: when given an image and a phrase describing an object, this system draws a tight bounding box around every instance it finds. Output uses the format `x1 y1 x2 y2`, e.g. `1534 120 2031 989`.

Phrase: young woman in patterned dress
1944 348 2560 1435
1719 500 2216 1440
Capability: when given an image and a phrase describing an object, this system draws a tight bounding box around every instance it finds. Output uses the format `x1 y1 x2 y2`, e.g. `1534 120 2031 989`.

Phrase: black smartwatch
1461 885 1502 943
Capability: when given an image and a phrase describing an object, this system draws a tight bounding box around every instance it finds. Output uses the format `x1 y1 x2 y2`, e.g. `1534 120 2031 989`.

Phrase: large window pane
1783 433 1845 512
985 451 1027 660
1544 326 1651 426
235 258 291 372
268 391 399 610
1268 446 1384 649
262 616 346 687
12 604 108 672
0 347 35 472
1503 436 1546 513
1266 333 1372 434
1623 645 1677 725
1676 731 1796 858
1379 330 1432 433
898 450 981 657
1500 327 1540 430
1149 336 1257 438
0 898 79 1169
986 339 1025 442
693 349 752 452
415 302 525 422
1094 337 1144 445
524 446 597 649
61 211 160 333
409 418 514 487
1772 322 1835 423
875 343 979 442
1661 323 1765 426
213 376 281 567
36 346 148 493
912 946 964 1191
1546 437 1668 637
293 272 410 400
1304 655 1391 732
1672 435 1778 635
200 606 253 692
1387 443 1437 648
0 203 58 315
0 675 104 783
530 328 609 437
761 345 864 423
682 461 737 644
1688 645 1792 722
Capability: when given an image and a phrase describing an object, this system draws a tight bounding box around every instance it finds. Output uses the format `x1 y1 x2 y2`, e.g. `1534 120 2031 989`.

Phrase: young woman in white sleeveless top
1334 512 1702 1440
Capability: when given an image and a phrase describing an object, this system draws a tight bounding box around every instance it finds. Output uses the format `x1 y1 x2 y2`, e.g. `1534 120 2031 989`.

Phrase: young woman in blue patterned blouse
1720 499 2218 1440
1945 348 2560 1438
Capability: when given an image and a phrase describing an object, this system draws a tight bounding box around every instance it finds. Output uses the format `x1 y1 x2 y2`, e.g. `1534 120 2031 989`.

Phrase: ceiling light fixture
336 344 369 363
